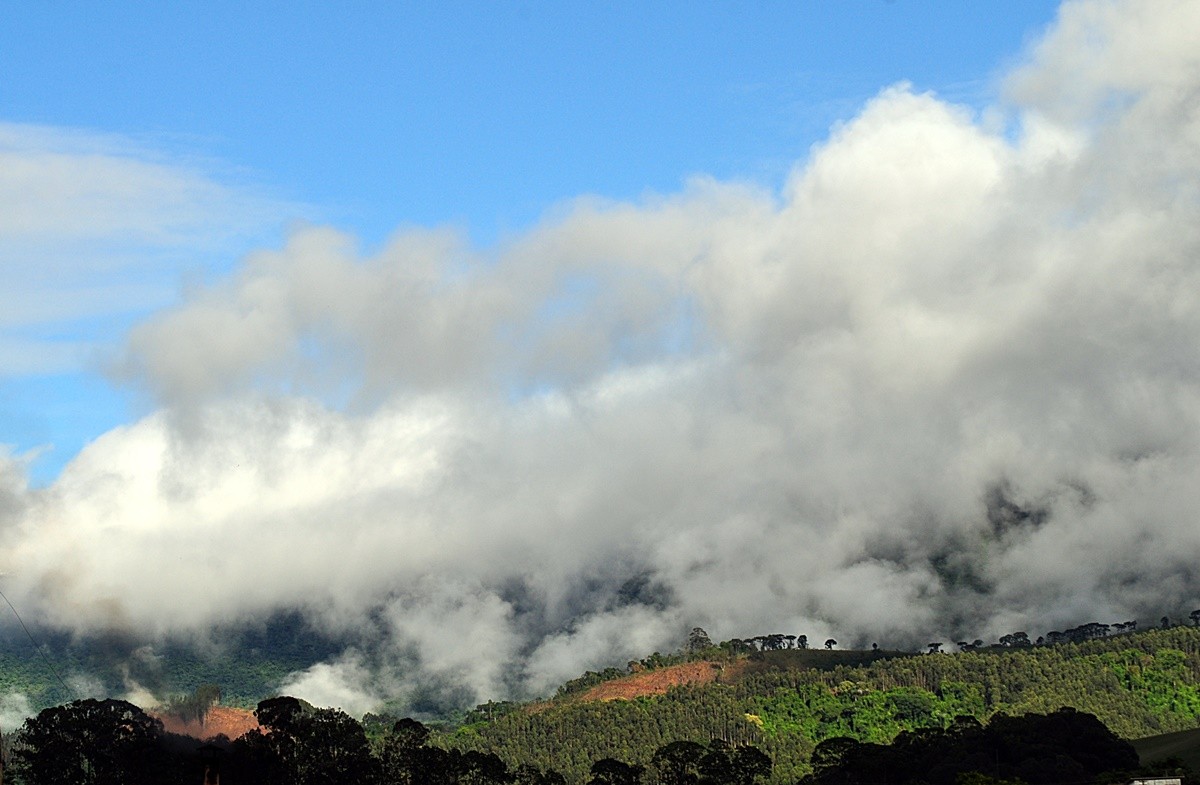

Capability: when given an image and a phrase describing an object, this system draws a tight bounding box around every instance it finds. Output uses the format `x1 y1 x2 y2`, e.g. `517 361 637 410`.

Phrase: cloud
0 123 296 375
0 691 34 731
4 0 1200 713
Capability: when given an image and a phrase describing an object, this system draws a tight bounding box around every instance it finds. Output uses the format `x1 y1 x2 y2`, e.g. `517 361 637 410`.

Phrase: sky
4 0 1200 717
1 1 1057 483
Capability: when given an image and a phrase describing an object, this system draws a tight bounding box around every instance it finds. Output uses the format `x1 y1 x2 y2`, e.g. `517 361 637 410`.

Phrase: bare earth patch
155 705 260 741
577 660 742 702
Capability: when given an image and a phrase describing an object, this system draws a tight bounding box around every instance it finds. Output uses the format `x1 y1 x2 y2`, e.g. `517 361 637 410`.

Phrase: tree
452 749 511 785
688 628 714 653
378 718 434 785
824 639 836 650
1189 610 1200 627
727 746 771 785
797 635 808 649
10 698 166 785
927 642 943 654
515 764 566 785
809 737 862 776
588 758 643 785
378 719 451 785
698 742 772 785
652 741 706 785
232 696 377 785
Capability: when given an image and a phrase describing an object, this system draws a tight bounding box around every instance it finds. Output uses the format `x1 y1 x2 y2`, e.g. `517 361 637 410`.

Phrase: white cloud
3 0 1200 713
0 692 34 731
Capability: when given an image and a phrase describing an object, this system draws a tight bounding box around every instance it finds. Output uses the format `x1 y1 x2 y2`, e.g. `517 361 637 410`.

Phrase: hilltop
436 626 1200 784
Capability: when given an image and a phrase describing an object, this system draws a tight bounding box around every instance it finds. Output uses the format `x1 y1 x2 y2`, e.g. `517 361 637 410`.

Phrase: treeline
803 708 1139 785
2 696 773 785
437 626 1200 784
3 697 1155 785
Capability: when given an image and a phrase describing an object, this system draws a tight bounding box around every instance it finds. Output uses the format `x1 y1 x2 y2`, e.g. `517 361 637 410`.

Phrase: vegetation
0 611 347 711
3 699 1150 785
5 698 774 785
436 626 1200 784
802 708 1138 785
5 617 1200 784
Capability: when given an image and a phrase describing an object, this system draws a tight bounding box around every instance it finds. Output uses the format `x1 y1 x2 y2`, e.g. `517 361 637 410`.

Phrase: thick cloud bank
4 0 1200 715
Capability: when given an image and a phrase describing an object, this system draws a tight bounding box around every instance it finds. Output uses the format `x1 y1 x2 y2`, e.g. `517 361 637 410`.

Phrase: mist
3 0 1200 716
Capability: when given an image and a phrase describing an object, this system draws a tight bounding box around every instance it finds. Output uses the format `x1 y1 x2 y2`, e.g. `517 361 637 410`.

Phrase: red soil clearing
577 660 739 702
155 706 260 741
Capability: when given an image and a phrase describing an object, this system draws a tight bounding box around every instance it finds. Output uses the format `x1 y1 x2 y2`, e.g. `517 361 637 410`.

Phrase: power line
0 586 74 699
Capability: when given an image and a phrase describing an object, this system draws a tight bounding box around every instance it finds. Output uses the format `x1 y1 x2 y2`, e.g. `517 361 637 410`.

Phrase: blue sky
1 2 1062 485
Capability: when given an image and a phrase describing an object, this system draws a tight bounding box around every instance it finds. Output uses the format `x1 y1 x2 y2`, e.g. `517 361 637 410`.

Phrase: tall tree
232 696 378 785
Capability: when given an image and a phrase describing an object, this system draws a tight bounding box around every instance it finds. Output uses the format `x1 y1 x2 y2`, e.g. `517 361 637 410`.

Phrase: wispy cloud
0 123 298 375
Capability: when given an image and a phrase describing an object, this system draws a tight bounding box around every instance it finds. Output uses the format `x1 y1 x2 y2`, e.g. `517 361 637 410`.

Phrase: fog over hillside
3 0 1200 716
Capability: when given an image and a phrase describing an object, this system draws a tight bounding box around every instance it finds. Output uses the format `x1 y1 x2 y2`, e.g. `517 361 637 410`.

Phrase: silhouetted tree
927 642 942 654
232 696 377 785
378 718 451 785
697 741 771 785
515 764 566 785
10 698 167 785
452 749 511 785
824 639 836 650
588 758 643 785
809 736 862 777
802 709 1137 785
652 741 706 785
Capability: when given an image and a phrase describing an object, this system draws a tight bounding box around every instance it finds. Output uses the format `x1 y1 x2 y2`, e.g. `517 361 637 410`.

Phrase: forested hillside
0 611 343 710
437 627 1200 785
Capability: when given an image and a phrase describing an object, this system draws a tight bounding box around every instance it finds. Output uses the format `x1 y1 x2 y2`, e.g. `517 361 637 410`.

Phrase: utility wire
0 586 74 699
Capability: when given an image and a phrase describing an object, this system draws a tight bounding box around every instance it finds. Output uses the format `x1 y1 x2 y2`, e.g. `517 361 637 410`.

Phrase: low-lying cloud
3 0 1200 713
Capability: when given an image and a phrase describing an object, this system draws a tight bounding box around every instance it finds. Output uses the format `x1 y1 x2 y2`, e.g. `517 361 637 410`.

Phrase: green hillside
6 618 1200 785
0 611 345 710
437 627 1200 785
